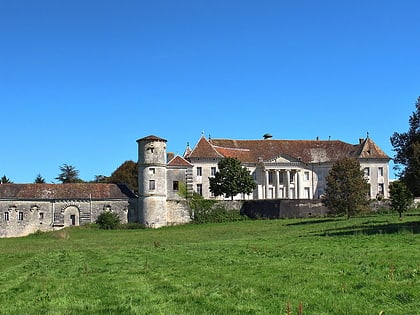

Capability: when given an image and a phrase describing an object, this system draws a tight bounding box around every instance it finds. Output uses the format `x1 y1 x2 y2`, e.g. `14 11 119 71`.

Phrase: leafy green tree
34 174 46 183
108 160 138 193
55 164 82 183
96 211 121 229
92 175 109 183
322 157 370 218
389 181 413 218
0 175 12 184
390 96 420 196
209 157 256 200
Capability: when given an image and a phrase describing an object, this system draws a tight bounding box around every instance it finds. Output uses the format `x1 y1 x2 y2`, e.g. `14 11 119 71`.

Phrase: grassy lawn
0 214 419 315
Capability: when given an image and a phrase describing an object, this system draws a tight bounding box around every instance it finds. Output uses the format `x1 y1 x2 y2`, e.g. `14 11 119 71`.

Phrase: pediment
266 154 297 163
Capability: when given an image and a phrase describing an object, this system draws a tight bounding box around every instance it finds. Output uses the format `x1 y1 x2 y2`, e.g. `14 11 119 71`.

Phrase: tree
96 211 121 229
92 175 109 183
0 175 12 184
322 157 370 218
55 164 82 183
389 181 413 218
107 160 138 193
390 96 420 196
34 174 46 183
209 157 256 200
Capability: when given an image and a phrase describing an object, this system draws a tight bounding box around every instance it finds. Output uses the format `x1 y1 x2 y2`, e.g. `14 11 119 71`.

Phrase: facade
136 134 391 228
0 133 391 236
0 183 137 238
182 135 390 201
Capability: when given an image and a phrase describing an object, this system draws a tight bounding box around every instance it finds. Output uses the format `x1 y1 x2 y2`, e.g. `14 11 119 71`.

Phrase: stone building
0 183 137 238
0 133 391 236
182 134 391 201
136 134 391 227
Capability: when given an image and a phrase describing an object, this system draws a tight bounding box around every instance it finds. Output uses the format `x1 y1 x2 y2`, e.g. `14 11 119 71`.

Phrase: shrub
96 211 121 229
190 199 247 224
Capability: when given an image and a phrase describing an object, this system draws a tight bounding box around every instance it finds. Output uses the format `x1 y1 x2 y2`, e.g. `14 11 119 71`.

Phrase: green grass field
0 214 419 315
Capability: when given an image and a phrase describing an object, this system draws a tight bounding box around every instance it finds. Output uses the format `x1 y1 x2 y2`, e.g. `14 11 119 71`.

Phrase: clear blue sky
1 0 418 183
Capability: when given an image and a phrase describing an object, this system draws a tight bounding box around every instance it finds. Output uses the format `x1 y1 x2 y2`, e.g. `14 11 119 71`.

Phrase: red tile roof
137 135 167 142
187 136 390 163
0 183 136 200
167 155 193 167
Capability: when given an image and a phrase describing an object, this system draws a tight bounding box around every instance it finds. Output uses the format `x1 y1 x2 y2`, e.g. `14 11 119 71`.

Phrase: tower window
149 180 156 190
197 167 202 176
4 212 9 221
149 168 156 174
18 212 24 221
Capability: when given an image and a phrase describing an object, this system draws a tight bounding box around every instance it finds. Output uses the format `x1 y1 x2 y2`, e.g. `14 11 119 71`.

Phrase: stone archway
63 206 80 227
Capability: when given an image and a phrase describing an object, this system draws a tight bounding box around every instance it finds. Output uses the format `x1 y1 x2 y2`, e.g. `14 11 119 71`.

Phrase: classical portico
261 167 304 200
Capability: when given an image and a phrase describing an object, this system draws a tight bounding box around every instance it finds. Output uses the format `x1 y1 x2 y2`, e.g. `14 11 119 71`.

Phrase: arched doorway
63 206 80 227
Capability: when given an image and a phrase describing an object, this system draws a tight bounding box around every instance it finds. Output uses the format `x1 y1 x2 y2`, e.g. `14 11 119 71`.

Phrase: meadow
0 214 419 315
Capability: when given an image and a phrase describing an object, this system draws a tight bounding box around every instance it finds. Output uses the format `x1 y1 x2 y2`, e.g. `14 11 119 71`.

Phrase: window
378 167 384 177
39 212 44 220
173 180 179 191
304 171 310 181
290 172 295 183
364 167 370 176
268 172 273 185
149 180 155 190
18 212 24 221
149 168 155 174
4 212 9 221
196 167 202 176
378 183 384 193
211 167 217 176
196 184 203 196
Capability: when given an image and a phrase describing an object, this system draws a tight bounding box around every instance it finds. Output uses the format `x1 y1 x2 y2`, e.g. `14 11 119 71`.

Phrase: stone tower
137 135 168 228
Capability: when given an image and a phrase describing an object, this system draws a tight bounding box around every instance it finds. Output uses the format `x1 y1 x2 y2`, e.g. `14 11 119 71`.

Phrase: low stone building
0 183 137 238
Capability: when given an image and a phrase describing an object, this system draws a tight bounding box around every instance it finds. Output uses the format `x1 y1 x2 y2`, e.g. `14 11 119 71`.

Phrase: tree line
1 161 139 193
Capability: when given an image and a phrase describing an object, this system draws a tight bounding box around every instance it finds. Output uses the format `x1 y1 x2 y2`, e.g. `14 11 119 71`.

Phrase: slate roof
0 183 137 200
186 136 390 164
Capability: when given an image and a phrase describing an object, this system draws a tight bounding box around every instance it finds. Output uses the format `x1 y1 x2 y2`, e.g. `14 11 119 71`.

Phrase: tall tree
0 175 12 184
107 160 138 193
322 157 370 218
34 174 46 183
55 164 82 183
209 157 256 200
389 181 413 218
390 96 420 196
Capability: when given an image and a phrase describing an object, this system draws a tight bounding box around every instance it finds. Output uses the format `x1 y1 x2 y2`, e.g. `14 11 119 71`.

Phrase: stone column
285 170 290 199
275 170 280 199
265 170 269 199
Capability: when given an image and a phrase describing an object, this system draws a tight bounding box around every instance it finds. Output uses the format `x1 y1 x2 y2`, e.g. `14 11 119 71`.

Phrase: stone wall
166 200 191 225
0 198 135 238
240 199 330 219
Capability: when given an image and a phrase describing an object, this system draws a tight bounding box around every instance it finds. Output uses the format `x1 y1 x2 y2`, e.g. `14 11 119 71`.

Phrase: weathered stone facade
0 183 137 238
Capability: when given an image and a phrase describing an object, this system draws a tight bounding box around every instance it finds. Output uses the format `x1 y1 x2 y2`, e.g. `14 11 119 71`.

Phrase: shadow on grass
315 220 420 236
286 218 343 226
